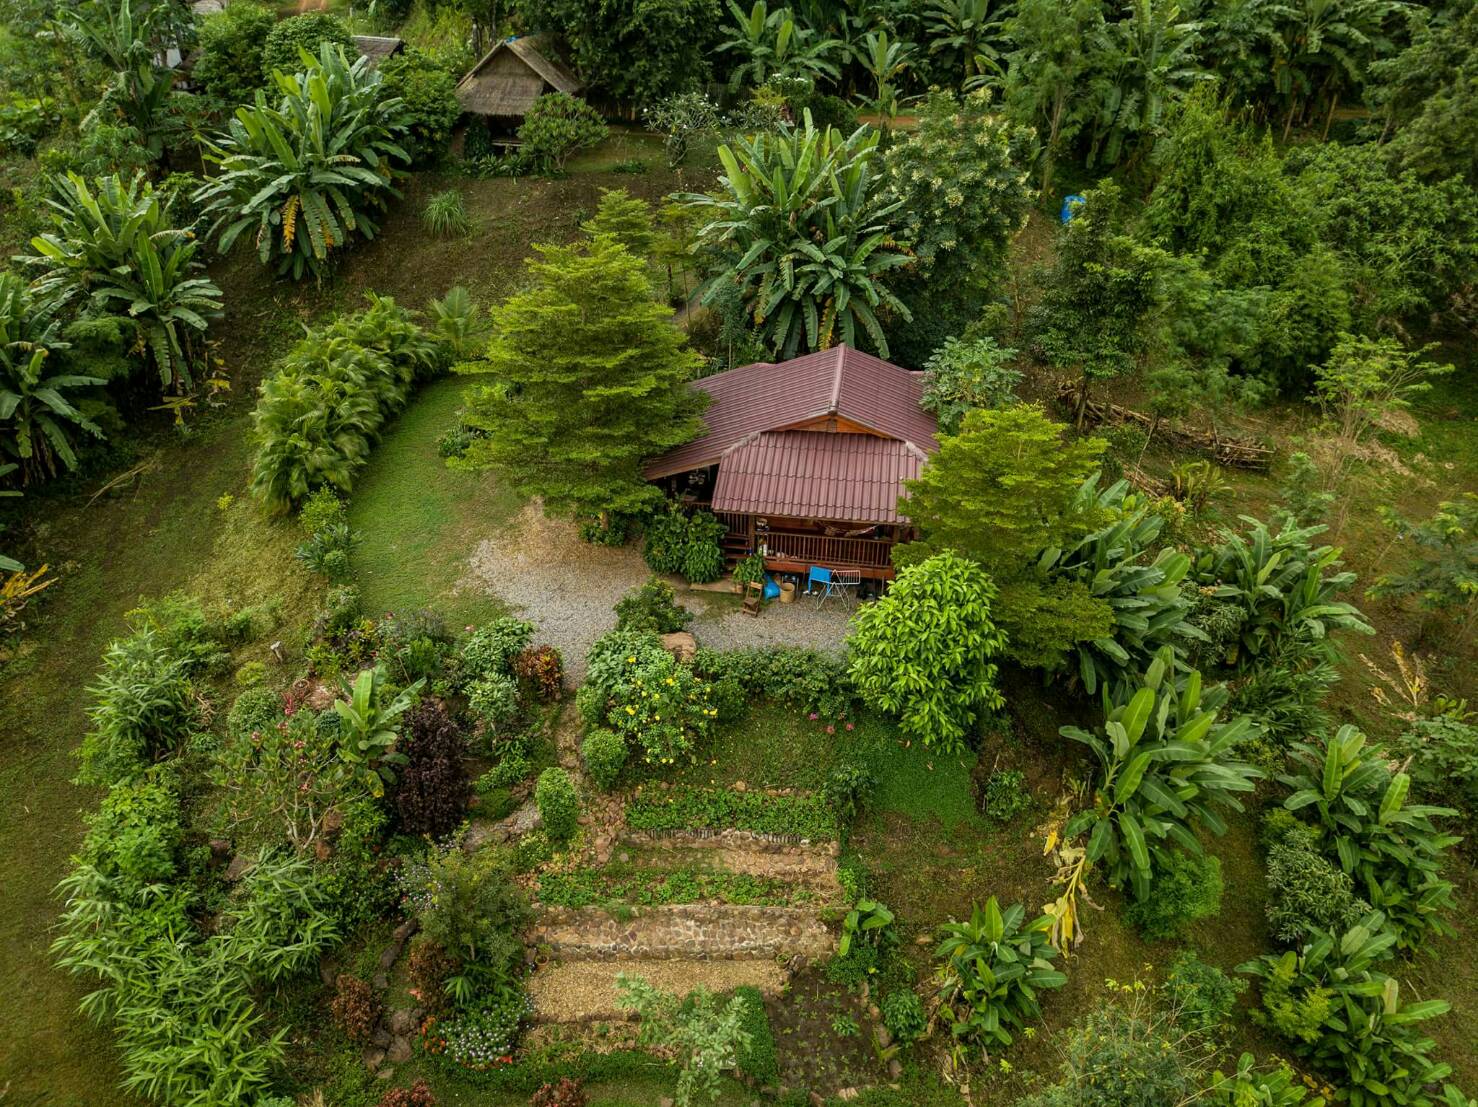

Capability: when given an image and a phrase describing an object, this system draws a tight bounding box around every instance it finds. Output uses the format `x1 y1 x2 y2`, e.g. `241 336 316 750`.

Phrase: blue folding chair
807 566 861 608
805 566 832 607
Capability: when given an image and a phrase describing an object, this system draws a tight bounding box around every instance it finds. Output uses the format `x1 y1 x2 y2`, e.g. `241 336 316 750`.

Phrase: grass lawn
349 376 520 627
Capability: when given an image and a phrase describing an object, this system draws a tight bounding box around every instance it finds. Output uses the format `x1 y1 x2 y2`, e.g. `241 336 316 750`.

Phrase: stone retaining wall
532 904 834 963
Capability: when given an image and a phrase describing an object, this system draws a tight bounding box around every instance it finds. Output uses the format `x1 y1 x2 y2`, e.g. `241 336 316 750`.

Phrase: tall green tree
898 405 1115 667
1029 180 1170 423
455 235 707 520
1002 0 1104 192
683 115 911 358
848 550 1008 753
520 0 722 104
1371 0 1478 185
581 187 658 258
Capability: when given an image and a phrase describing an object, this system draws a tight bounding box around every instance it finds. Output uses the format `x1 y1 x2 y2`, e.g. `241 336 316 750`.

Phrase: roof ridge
828 344 847 415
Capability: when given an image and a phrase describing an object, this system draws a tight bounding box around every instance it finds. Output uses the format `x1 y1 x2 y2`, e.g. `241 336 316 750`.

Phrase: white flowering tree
883 88 1036 279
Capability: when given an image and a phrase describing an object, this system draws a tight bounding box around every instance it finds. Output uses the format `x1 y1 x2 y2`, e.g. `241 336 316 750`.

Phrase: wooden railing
761 530 894 570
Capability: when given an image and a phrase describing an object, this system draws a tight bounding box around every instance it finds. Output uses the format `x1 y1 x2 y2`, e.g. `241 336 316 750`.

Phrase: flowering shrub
583 630 716 765
420 991 530 1069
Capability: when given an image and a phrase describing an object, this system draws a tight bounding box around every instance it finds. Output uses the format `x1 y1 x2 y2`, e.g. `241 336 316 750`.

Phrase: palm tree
0 274 104 484
23 172 222 392
682 116 913 358
925 0 1011 88
718 1 842 90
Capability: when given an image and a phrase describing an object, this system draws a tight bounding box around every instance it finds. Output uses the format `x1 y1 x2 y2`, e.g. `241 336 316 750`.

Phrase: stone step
614 835 840 892
526 957 788 1024
530 904 834 963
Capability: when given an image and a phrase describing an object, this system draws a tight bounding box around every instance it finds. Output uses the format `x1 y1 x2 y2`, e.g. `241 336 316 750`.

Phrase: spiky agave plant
194 43 411 280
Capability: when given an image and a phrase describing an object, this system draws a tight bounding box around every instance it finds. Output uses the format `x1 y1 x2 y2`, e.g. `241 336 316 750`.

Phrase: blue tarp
1060 194 1086 223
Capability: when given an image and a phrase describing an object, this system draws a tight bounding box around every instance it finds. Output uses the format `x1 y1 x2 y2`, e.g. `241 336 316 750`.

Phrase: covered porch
713 510 901 580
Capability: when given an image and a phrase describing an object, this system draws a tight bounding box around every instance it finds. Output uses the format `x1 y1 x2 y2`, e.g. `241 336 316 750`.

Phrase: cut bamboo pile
1057 384 1274 470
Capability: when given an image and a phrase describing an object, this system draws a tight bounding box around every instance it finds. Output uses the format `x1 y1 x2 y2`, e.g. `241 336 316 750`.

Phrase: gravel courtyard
455 503 856 674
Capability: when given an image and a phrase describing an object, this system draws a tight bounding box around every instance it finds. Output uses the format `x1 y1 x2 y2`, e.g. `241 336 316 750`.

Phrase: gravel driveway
455 503 854 675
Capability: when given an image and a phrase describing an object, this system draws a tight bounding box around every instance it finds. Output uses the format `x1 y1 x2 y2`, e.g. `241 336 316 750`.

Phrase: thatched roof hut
455 35 580 120
353 35 405 69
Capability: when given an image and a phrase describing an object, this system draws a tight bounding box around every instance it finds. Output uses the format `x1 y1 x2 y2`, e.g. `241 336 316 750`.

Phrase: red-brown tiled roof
644 345 938 479
711 431 928 524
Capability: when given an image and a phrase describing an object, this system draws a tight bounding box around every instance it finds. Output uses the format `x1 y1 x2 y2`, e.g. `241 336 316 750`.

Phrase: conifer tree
455 235 706 520
581 188 658 259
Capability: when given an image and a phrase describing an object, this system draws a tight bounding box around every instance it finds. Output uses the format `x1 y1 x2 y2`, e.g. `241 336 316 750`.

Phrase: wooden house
645 346 940 580
352 35 406 69
455 35 581 122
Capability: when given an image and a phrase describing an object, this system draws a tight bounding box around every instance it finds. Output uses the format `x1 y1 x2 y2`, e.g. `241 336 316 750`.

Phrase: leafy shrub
468 672 521 736
82 775 183 896
295 520 359 581
732 985 779 1085
212 708 350 850
614 577 692 633
250 295 446 509
1061 648 1260 899
478 743 534 791
822 761 876 827
260 12 353 76
1163 951 1243 1031
1204 1053 1326 1107
393 700 468 836
641 506 726 583
513 645 564 702
531 1077 587 1107
849 551 1007 753
192 2 274 103
625 784 838 839
1017 984 1206 1107
692 646 858 722
378 1079 437 1107
1241 911 1455 1105
78 624 197 785
933 897 1067 1052
1389 716 1478 838
616 975 752 1107
581 728 627 791
399 844 528 988
331 974 382 1042
0 93 59 156
196 44 411 280
583 630 716 765
920 335 1022 433
535 767 579 841
377 49 460 163
981 769 1031 823
1124 852 1223 940
422 189 473 238
1263 814 1370 945
462 618 536 681
407 937 457 1017
1280 725 1458 950
881 989 926 1045
518 92 607 171
226 685 282 741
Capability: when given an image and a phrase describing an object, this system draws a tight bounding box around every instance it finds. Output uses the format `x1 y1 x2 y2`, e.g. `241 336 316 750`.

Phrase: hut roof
455 35 581 118
353 35 405 67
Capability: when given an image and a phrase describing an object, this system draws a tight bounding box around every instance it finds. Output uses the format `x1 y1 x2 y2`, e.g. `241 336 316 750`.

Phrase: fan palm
682 116 912 358
194 44 411 281
23 172 221 391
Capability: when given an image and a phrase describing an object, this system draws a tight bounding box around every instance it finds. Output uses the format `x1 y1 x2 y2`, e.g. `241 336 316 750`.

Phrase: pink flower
826 724 836 734
845 722 854 731
808 712 819 721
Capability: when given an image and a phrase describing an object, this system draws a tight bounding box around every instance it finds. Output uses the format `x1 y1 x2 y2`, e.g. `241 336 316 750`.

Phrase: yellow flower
625 706 636 715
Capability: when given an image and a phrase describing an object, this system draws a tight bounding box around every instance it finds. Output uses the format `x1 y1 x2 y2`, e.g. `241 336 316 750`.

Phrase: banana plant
934 896 1066 1055
1042 476 1206 697
23 172 221 391
925 0 1011 87
1239 911 1454 1106
838 897 894 957
333 666 424 797
0 274 103 484
682 115 912 358
718 1 842 90
1061 646 1261 898
195 44 411 280
1195 516 1374 668
856 30 915 128
1281 725 1459 949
